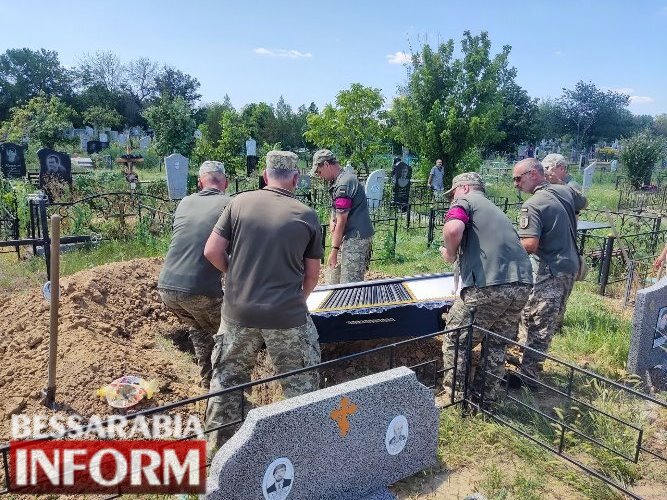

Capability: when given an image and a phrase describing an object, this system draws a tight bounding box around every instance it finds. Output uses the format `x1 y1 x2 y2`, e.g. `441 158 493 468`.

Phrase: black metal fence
1 322 664 498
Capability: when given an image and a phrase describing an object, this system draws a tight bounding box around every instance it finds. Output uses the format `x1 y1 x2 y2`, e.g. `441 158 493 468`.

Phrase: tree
620 132 666 188
76 51 127 93
494 77 538 154
83 105 123 132
125 57 160 104
305 83 386 173
556 81 629 152
2 93 77 149
535 99 564 140
653 114 667 137
154 66 201 105
0 48 72 120
391 32 509 179
241 102 277 146
142 96 196 157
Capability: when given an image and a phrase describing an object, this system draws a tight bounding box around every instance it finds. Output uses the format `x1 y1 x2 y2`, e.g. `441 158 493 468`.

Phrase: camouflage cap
310 149 337 175
198 160 225 177
266 150 298 170
444 172 485 195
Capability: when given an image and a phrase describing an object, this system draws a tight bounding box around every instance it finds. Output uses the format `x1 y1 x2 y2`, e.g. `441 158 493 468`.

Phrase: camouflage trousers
518 274 575 376
205 315 321 455
159 289 221 388
442 283 531 400
326 236 372 285
553 275 575 335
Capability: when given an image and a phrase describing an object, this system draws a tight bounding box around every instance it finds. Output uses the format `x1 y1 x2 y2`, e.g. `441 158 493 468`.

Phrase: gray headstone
117 133 127 146
85 126 94 137
164 153 189 200
108 131 118 142
365 169 387 210
344 161 355 174
246 137 257 157
99 132 108 143
207 367 438 500
610 159 618 172
139 136 151 150
628 279 667 383
80 134 89 151
582 162 596 194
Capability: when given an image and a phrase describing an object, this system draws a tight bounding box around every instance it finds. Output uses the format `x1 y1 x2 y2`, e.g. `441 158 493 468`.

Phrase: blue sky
1 0 666 115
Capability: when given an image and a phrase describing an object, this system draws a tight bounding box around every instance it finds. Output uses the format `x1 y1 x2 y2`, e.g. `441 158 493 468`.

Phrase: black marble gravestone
0 142 26 178
87 140 110 154
393 160 412 206
37 148 72 188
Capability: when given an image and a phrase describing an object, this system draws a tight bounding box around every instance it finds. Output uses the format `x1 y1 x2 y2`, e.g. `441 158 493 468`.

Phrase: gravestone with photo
0 142 27 178
207 366 438 500
582 162 596 194
365 169 387 210
628 279 667 385
164 153 189 200
246 137 258 176
37 148 72 188
392 160 411 206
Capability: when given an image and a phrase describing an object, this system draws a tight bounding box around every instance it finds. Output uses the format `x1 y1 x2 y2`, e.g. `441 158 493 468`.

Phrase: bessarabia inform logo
8 414 206 494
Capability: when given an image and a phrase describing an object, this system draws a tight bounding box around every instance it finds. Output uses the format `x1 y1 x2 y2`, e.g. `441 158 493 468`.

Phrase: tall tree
82 105 123 132
241 102 278 146
391 31 509 179
154 66 201 105
76 51 127 93
494 76 538 154
125 57 160 104
2 93 77 149
556 81 629 152
654 114 667 137
305 83 385 173
0 48 72 120
142 96 196 157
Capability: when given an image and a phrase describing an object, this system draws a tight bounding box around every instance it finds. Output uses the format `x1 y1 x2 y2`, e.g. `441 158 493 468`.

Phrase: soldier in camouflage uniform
513 159 587 385
310 149 374 284
440 173 533 401
158 161 231 389
203 151 323 454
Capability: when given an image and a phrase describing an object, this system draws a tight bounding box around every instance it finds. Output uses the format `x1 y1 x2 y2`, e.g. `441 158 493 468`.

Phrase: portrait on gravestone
262 457 294 500
385 414 409 456
38 148 72 188
0 142 26 178
393 161 411 205
654 307 667 348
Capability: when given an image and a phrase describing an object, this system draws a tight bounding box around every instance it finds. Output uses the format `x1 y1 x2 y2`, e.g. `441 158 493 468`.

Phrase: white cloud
252 48 312 58
386 51 411 65
629 95 655 104
554 50 563 56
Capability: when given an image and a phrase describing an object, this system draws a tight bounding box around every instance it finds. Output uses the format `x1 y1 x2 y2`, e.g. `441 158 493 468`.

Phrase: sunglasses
512 169 534 182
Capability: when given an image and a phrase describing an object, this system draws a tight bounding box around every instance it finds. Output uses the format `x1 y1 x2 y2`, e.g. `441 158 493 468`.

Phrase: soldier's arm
518 203 541 254
441 219 464 263
303 258 321 298
520 237 539 254
204 232 230 273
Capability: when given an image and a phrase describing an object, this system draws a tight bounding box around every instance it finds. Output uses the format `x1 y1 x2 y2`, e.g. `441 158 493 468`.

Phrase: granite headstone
37 148 72 188
628 279 667 384
365 169 387 210
392 160 411 205
164 153 189 200
86 140 109 154
0 142 26 178
582 162 596 194
207 367 439 500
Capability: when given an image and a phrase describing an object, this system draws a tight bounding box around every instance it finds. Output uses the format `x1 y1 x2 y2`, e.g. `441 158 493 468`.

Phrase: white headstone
117 133 127 146
365 169 387 210
194 129 203 140
610 159 618 172
99 132 108 143
85 126 94 137
139 136 151 150
245 137 257 157
80 135 88 151
628 279 667 384
582 162 596 194
164 153 189 200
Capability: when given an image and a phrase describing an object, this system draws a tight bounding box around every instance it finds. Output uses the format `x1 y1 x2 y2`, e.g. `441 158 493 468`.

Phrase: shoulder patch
520 214 529 229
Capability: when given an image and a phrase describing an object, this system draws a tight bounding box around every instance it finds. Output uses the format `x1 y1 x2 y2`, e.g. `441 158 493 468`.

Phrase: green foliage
1 93 77 149
82 105 123 131
391 32 510 183
142 96 197 157
653 113 667 137
0 48 72 121
619 131 666 188
305 83 387 174
456 147 484 172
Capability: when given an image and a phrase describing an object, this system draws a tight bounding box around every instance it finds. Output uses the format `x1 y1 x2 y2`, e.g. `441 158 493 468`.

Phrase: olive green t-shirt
330 170 374 239
213 187 323 329
451 191 533 288
158 188 231 297
518 183 587 282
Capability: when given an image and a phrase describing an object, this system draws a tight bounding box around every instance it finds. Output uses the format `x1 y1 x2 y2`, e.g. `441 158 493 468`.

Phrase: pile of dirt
0 258 199 441
0 260 443 442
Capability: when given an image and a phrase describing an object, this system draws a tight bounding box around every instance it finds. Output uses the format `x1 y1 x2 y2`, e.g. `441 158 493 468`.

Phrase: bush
455 147 484 174
620 132 666 189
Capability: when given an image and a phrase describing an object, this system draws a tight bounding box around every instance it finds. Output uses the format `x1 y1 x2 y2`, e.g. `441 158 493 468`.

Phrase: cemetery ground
0 170 666 499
